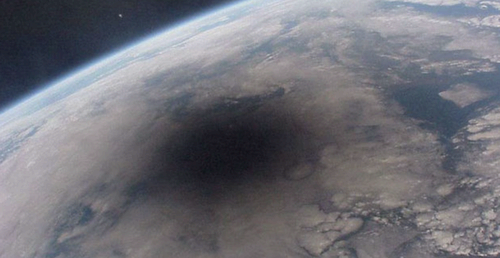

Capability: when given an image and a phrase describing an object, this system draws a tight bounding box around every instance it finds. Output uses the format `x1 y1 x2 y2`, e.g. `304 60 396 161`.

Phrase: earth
2 0 500 257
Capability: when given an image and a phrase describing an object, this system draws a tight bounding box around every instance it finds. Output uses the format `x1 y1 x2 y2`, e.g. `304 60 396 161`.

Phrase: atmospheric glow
0 0 255 119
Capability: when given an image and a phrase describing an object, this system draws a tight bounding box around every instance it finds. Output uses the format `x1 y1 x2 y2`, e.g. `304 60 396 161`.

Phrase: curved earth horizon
1 0 500 257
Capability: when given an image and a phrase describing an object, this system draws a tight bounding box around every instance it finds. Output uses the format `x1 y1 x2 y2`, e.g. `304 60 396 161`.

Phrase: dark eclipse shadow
125 88 327 205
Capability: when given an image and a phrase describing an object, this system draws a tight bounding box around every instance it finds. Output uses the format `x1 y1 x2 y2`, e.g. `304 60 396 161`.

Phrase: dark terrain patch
393 85 467 138
0 124 42 165
391 63 500 173
45 203 95 258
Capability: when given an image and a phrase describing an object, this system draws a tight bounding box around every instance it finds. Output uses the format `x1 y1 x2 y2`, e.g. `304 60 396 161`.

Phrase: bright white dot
118 14 123 18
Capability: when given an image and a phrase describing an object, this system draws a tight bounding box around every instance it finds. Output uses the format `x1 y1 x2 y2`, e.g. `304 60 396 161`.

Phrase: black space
0 0 234 111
